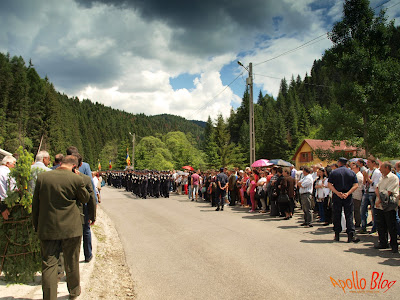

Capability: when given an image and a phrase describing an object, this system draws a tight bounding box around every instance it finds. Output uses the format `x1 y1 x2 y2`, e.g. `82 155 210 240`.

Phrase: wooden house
292 139 365 168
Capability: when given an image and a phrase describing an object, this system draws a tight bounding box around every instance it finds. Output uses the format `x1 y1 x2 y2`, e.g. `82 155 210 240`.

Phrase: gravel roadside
81 206 136 300
0 206 135 300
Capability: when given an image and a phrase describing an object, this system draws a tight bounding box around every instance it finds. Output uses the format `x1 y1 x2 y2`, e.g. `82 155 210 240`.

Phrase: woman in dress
248 174 257 212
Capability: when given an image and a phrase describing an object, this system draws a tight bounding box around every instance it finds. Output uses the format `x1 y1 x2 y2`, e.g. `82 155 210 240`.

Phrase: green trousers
40 236 82 300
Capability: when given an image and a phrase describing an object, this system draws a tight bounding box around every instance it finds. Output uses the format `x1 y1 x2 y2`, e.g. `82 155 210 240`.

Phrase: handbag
277 192 290 204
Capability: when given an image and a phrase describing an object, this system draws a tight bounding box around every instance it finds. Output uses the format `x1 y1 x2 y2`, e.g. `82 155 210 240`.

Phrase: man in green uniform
32 155 90 300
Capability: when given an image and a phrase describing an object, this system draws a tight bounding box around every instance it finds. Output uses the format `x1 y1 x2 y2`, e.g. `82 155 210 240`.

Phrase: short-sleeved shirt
216 172 228 190
191 173 200 186
328 166 358 193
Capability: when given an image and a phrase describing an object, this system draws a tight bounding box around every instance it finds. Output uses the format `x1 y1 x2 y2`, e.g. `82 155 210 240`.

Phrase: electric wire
188 0 399 120
254 73 333 88
386 1 400 9
253 0 397 67
253 34 328 67
185 71 244 120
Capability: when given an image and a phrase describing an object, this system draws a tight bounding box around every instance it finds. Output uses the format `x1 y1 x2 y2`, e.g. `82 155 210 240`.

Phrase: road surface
100 186 400 299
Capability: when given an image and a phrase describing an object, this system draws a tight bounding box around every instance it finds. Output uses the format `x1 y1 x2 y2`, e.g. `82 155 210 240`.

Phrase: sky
1 0 399 121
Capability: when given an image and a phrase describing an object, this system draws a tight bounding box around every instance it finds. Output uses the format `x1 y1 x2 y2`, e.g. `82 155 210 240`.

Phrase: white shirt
311 172 318 182
31 161 51 192
0 165 15 200
376 172 399 210
92 176 99 194
315 178 330 199
296 170 303 182
299 174 313 194
368 168 382 193
353 171 364 200
257 177 267 191
31 161 51 172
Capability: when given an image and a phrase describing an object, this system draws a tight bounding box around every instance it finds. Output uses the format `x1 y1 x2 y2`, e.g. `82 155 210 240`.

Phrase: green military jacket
32 168 90 240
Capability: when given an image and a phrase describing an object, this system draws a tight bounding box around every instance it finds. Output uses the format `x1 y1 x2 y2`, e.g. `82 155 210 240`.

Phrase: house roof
292 139 363 161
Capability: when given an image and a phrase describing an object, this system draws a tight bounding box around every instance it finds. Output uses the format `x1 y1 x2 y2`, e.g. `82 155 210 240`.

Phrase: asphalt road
100 186 400 300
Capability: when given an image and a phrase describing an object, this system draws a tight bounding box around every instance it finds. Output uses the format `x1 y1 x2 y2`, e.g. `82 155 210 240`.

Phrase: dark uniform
328 164 358 236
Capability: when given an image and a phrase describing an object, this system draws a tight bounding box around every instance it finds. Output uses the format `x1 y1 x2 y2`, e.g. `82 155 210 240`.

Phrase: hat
220 167 224 172
338 157 348 164
239 170 244 173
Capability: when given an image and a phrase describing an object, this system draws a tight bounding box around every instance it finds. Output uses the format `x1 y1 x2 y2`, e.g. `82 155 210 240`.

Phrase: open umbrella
269 159 293 167
251 159 273 168
182 165 194 171
349 158 363 163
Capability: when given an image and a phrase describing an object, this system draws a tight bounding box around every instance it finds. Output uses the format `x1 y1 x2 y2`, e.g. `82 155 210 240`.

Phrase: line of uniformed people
106 170 172 199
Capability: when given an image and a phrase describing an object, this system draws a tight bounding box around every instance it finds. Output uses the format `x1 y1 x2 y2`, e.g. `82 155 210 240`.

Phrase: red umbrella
182 165 194 171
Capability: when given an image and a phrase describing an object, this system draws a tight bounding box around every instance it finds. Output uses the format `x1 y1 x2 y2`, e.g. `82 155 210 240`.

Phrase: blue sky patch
169 73 198 91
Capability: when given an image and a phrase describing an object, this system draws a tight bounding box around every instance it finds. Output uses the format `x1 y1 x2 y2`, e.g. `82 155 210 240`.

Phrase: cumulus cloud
1 0 398 121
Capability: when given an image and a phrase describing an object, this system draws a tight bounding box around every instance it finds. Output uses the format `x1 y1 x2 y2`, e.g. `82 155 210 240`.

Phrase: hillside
0 53 204 168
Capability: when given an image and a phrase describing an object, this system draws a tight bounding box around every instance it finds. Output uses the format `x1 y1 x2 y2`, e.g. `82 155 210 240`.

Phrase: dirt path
80 206 136 300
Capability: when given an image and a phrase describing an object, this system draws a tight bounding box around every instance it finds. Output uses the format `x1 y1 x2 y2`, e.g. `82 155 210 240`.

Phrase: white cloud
78 69 237 121
4 0 399 122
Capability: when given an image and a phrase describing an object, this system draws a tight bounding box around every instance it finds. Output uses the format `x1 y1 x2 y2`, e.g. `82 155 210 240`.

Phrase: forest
223 0 400 165
0 53 205 170
1 0 399 170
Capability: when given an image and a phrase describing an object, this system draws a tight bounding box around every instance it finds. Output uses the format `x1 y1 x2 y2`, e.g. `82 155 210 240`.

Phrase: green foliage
135 136 174 170
98 140 118 170
164 131 206 169
6 147 34 212
0 146 41 283
0 53 205 169
317 0 400 156
228 0 400 161
115 140 130 170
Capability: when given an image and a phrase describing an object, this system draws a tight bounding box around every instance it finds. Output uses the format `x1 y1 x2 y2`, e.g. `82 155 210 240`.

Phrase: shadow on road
344 247 400 266
300 239 335 244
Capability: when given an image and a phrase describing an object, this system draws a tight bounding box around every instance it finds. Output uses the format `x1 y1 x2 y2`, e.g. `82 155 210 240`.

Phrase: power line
253 34 328 67
186 71 244 120
386 1 400 9
253 73 281 80
187 1 399 120
254 73 333 88
373 0 392 10
253 0 398 68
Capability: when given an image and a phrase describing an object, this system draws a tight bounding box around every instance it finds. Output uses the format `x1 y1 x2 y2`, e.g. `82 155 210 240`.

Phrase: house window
300 152 313 162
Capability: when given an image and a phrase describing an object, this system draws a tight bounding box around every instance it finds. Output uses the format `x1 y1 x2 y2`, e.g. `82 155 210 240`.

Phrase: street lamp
129 132 135 169
237 61 255 165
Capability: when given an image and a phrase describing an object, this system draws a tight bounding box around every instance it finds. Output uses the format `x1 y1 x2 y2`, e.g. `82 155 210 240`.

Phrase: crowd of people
2 150 399 299
106 157 400 253
0 146 100 300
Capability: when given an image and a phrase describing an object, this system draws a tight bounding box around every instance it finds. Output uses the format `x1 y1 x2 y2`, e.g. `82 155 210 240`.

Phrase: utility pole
248 63 255 165
238 61 256 165
129 132 135 169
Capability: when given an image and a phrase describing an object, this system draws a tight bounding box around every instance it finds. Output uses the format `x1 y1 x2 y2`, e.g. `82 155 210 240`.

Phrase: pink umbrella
251 159 273 168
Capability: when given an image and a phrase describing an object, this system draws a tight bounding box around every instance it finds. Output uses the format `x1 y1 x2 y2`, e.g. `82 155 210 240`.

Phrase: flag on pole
126 147 131 166
109 160 112 170
98 159 101 170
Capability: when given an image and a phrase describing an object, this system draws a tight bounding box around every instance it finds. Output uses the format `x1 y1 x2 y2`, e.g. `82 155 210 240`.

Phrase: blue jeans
188 185 192 199
83 205 92 260
369 194 377 232
361 192 373 230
